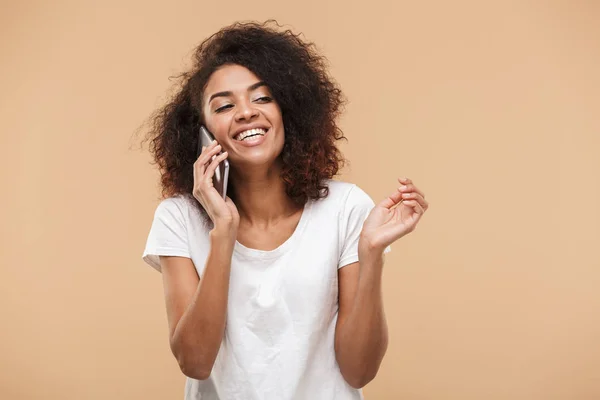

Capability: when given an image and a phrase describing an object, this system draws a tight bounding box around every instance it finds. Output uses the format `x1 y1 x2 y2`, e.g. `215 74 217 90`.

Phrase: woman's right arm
160 140 239 380
160 225 234 380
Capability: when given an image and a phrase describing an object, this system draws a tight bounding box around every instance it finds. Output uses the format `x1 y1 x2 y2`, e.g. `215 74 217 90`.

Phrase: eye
215 104 233 113
254 96 272 103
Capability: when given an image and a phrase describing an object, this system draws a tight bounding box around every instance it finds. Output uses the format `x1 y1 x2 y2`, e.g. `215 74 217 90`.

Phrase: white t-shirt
142 180 390 400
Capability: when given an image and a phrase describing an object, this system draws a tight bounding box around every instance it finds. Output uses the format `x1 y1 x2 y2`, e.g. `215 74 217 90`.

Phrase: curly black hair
144 20 347 214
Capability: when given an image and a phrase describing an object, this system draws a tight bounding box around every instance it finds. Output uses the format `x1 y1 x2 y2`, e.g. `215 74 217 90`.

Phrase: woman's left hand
359 177 429 255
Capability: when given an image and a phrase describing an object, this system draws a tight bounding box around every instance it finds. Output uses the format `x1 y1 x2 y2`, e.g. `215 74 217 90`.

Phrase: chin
230 138 284 167
232 147 283 169
236 153 280 167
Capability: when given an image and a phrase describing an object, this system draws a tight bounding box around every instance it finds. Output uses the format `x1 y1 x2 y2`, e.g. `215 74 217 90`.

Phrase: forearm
171 229 234 379
336 251 388 388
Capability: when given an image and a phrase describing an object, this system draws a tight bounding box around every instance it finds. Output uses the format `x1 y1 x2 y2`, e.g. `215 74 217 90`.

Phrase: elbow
175 352 213 380
337 343 388 389
338 355 383 388
170 339 214 381
338 345 387 389
179 362 212 381
343 369 378 389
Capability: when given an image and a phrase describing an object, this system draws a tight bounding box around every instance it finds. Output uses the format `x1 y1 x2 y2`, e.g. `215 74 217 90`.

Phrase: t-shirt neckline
233 200 313 260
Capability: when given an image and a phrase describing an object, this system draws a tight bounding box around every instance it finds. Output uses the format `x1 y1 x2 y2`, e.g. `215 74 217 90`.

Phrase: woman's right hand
193 141 240 235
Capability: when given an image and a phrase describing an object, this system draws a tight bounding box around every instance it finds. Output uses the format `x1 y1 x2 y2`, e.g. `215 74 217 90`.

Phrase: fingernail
400 185 407 191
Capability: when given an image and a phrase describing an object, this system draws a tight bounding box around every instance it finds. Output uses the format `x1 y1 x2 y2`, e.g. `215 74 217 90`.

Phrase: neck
230 160 301 227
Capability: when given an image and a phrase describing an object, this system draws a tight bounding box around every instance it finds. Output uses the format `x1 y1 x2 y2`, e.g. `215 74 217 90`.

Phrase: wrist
358 233 385 260
210 225 237 250
357 245 385 283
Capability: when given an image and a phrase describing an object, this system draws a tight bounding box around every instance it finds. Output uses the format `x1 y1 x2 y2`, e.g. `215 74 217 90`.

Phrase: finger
194 150 207 177
398 183 425 199
401 199 425 215
378 188 405 209
398 177 412 185
204 151 228 181
194 144 221 179
197 144 222 165
400 192 429 211
201 140 220 155
197 141 219 158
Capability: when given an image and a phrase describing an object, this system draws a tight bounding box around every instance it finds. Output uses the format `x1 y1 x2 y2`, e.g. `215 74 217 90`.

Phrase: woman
142 21 428 400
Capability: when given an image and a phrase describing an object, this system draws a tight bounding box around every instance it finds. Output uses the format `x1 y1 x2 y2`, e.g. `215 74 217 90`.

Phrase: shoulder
152 194 198 224
310 180 376 223
322 179 375 209
155 194 191 212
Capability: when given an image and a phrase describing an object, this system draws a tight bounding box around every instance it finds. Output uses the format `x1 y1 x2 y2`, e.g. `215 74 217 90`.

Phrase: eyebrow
208 81 267 104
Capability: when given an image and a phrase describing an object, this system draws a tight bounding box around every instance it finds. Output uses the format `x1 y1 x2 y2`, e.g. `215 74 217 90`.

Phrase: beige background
1 1 599 399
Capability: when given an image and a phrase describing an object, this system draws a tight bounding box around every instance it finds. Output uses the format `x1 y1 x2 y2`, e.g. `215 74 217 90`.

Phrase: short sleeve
142 197 190 272
338 185 391 269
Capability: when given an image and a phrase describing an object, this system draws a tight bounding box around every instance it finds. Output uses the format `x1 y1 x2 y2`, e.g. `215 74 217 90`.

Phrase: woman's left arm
335 178 429 389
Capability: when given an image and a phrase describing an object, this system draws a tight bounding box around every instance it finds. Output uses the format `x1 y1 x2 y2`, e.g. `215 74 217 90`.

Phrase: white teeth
235 128 266 141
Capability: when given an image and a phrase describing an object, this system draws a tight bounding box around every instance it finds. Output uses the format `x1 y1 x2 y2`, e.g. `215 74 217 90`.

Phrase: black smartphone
197 126 229 199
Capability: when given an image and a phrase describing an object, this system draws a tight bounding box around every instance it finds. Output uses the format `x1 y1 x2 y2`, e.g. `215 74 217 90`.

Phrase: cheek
272 113 285 146
267 106 284 129
205 116 229 141
275 128 285 152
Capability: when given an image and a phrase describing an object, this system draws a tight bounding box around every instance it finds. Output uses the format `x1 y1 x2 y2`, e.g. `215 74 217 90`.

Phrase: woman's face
202 64 285 169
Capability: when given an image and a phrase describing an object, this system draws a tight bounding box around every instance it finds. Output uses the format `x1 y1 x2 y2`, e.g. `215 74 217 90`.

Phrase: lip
231 124 270 140
234 127 270 147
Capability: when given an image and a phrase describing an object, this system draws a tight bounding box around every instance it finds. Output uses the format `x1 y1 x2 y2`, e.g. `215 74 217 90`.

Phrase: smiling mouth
234 128 268 141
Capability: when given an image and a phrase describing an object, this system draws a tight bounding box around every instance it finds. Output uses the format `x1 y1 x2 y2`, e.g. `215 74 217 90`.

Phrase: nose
234 100 259 122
